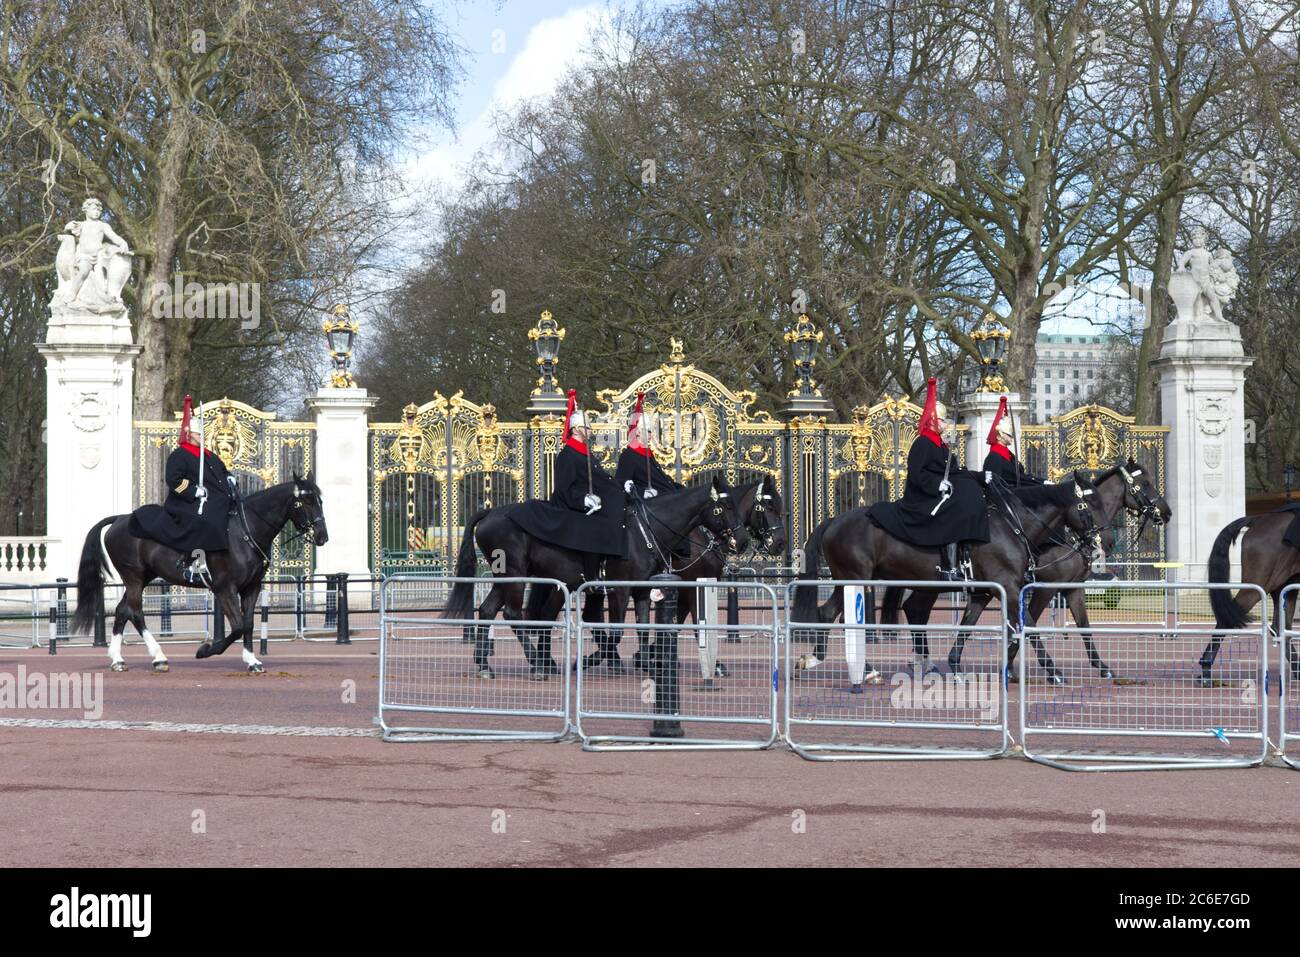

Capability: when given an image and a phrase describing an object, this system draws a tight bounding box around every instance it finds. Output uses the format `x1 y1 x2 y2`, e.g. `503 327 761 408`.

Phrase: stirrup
183 560 210 586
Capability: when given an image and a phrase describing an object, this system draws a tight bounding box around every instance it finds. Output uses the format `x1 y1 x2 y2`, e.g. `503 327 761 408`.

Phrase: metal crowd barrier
574 578 780 750
784 579 1009 761
1020 581 1269 771
378 575 572 743
1280 584 1300 772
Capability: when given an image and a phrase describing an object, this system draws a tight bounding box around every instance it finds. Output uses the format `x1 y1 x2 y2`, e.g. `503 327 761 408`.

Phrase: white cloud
403 4 610 198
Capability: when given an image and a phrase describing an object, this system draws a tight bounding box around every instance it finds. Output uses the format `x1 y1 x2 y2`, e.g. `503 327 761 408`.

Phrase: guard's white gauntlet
583 493 601 514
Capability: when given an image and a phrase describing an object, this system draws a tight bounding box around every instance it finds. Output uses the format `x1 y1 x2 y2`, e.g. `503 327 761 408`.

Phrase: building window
1073 369 1079 379
1045 399 1052 409
1087 369 1094 379
1073 384 1080 395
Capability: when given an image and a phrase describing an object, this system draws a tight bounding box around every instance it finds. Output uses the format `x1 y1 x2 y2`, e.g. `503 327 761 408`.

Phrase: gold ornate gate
369 392 527 575
134 398 316 576
1021 404 1169 568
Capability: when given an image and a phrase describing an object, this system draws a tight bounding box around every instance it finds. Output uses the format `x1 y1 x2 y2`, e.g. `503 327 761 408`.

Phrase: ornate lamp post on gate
323 303 359 388
525 310 569 416
970 312 1011 393
783 314 833 418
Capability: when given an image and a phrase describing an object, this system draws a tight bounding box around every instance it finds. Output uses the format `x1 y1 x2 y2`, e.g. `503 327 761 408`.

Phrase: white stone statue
53 197 133 310
1169 226 1238 323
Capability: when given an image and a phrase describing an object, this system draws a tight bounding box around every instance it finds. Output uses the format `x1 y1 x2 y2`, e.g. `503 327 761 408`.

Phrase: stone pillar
1152 301 1252 569
957 392 1026 472
37 302 141 578
307 387 379 582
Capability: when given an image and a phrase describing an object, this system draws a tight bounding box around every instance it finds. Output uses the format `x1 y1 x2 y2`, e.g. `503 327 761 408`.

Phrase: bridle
641 483 744 572
240 482 325 565
1120 464 1165 542
746 485 783 556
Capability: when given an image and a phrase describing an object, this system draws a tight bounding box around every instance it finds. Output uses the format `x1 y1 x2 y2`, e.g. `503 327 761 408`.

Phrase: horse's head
1119 456 1170 527
289 472 329 546
702 476 748 554
746 473 787 556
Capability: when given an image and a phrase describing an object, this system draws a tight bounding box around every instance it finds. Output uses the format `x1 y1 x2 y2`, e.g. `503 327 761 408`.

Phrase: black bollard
335 572 351 644
55 577 68 639
725 567 741 641
47 605 57 655
259 591 269 657
649 572 684 739
295 576 307 636
93 596 107 648
324 573 338 629
160 583 173 637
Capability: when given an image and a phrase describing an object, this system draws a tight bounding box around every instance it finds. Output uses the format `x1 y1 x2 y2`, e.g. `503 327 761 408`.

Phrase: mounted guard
507 388 628 582
128 394 236 584
615 391 683 498
983 395 1042 486
866 378 991 579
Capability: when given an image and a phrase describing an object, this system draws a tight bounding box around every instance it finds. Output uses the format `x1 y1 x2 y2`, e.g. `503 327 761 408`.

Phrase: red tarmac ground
1 638 1298 868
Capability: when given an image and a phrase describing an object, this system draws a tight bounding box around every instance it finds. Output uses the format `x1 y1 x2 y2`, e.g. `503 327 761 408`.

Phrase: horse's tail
442 508 490 620
791 518 831 622
71 517 116 635
1208 516 1254 630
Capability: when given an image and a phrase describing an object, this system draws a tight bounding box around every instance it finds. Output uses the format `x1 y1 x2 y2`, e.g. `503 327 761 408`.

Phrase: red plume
180 394 193 443
917 378 941 440
628 392 647 451
986 395 1009 446
561 388 577 442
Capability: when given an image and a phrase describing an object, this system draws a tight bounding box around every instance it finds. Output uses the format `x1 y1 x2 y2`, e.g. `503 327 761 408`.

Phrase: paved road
1 642 1296 867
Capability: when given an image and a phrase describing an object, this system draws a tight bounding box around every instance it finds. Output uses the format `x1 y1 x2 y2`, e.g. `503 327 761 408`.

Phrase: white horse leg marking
242 645 262 669
139 628 167 663
108 632 124 665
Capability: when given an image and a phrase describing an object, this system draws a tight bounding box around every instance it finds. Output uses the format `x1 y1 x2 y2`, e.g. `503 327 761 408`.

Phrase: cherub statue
53 197 133 307
1208 247 1239 321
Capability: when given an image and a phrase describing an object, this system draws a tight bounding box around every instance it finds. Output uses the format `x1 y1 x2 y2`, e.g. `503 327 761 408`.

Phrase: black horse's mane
1007 479 1078 508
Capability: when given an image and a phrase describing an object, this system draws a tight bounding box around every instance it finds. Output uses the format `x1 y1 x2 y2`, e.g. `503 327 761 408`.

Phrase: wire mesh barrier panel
1019 581 1269 771
0 585 47 648
784 580 1009 761
574 579 780 751
378 575 571 743
1281 585 1300 772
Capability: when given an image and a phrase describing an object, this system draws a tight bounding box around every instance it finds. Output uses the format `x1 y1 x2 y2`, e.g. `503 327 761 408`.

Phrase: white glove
227 475 238 487
938 480 952 495
624 480 635 495
984 470 993 485
643 488 658 499
583 493 601 514
194 486 208 499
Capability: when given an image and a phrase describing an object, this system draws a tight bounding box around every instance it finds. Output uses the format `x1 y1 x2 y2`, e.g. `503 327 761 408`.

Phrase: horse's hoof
1097 668 1113 679
864 670 883 685
529 670 549 682
195 642 213 659
539 658 562 676
247 663 265 675
714 662 729 678
796 654 821 671
151 660 169 673
109 661 127 673
477 665 495 680
1046 673 1066 686
607 657 626 675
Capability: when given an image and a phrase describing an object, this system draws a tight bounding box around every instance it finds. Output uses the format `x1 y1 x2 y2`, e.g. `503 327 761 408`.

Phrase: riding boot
942 543 959 581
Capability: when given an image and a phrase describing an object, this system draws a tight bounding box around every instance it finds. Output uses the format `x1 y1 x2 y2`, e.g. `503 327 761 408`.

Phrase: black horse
884 460 1171 681
71 476 328 672
1203 509 1300 686
442 476 747 678
790 472 1101 684
579 474 788 673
